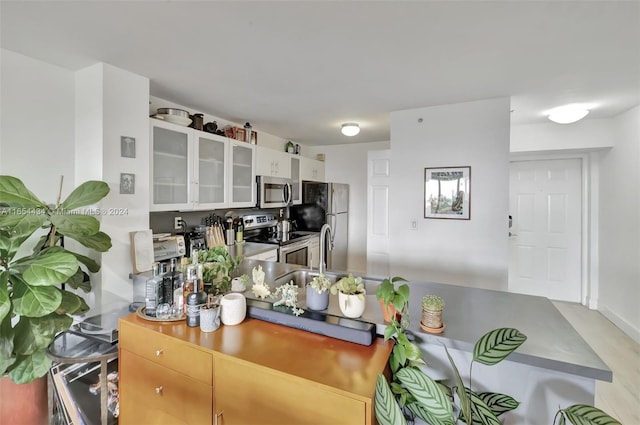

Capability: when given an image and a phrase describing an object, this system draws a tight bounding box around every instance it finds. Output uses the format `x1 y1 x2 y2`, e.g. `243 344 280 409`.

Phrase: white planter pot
220 293 246 325
338 292 366 318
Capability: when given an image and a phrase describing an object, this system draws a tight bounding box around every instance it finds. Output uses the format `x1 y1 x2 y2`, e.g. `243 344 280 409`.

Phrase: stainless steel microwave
256 176 292 208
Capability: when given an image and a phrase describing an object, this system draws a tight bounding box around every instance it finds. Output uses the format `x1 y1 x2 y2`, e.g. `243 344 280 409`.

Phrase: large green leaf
70 231 112 252
0 271 9 322
444 345 472 424
7 350 52 384
21 250 79 286
407 401 455 425
64 268 92 292
11 276 62 317
50 214 100 237
473 328 527 366
477 392 520 417
57 290 89 315
396 367 453 420
459 388 502 425
70 251 100 273
13 313 72 355
561 404 622 425
59 180 110 210
0 311 16 376
375 373 407 425
0 176 45 207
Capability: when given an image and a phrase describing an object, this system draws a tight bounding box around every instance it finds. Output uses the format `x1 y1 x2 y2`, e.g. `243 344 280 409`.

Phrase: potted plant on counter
199 246 242 295
306 273 332 311
330 273 366 318
421 294 444 333
0 176 112 424
375 276 409 323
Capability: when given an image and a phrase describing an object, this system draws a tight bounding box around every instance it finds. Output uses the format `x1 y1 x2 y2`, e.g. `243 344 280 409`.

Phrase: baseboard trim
599 306 640 345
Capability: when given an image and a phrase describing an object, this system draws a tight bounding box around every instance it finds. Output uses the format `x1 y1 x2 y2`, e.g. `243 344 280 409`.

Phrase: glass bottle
235 218 244 243
145 263 163 317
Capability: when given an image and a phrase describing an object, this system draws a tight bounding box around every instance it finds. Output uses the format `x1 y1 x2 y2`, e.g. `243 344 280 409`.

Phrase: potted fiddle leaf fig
0 175 112 384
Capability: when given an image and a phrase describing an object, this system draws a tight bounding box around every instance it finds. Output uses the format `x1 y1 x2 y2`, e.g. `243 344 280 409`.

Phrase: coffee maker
182 225 208 257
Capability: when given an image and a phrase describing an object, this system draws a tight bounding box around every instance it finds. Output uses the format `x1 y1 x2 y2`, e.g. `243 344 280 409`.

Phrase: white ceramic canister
220 293 247 325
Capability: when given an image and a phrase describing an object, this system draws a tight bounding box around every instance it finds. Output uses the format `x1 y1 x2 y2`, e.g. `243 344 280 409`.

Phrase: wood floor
553 302 640 424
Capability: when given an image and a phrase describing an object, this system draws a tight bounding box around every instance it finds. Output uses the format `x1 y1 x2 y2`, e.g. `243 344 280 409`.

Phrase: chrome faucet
318 224 332 275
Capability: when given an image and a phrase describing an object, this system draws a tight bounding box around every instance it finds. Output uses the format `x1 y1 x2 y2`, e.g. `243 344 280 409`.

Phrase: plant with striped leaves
375 317 621 424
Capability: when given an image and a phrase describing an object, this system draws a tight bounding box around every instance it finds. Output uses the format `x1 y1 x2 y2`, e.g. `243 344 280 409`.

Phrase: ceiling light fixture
341 123 360 136
546 104 590 124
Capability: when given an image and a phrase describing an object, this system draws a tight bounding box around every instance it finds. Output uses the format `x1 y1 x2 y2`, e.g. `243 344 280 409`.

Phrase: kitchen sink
273 269 382 292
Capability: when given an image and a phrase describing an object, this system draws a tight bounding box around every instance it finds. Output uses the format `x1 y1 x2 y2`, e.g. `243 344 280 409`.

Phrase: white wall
0 49 76 197
511 119 615 153
309 141 390 274
598 105 640 343
75 63 150 307
389 98 511 291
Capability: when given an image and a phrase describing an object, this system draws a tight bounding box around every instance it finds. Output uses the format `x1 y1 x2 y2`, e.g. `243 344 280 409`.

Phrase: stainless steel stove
242 213 315 265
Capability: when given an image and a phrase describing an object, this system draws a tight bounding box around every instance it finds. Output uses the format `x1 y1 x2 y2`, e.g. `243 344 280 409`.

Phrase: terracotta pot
0 374 48 425
379 299 398 323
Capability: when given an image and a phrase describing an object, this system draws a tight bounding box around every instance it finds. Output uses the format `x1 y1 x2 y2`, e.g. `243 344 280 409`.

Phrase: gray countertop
232 260 612 382
226 242 277 259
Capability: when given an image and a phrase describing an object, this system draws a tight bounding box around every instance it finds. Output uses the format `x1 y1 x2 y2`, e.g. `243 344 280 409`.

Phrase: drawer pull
155 349 163 356
214 411 224 425
155 386 163 394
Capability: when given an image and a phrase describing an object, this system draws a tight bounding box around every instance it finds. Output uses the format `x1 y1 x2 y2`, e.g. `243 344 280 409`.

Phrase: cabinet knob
155 386 163 394
155 349 163 356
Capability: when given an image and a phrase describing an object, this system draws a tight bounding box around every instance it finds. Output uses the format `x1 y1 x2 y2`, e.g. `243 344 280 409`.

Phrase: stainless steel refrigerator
290 182 349 271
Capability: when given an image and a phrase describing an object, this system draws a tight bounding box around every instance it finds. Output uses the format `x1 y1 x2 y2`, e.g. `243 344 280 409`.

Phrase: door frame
509 150 600 308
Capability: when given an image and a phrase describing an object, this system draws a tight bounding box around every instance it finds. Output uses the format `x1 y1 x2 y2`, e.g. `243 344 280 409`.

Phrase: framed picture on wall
424 166 470 220
120 136 136 158
120 173 135 195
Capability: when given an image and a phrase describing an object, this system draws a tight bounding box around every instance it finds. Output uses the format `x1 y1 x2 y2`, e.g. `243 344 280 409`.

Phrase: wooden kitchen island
118 313 393 425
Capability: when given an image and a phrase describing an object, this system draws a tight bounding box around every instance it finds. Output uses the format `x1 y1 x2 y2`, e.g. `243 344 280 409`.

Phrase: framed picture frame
424 166 470 220
235 128 246 142
120 136 136 158
120 173 135 195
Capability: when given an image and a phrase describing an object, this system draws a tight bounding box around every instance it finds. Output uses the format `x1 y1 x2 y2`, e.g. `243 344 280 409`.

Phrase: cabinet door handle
214 410 224 425
155 349 163 356
155 386 163 394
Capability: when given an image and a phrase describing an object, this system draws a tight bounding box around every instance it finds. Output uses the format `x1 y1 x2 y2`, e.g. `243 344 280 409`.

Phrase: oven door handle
280 239 310 253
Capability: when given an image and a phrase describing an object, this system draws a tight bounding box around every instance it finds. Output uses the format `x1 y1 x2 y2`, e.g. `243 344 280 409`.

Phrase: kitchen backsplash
150 207 289 234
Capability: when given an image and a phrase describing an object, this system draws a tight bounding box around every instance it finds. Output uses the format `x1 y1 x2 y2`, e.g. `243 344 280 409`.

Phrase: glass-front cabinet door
290 155 301 205
195 131 227 209
228 141 256 207
150 120 193 211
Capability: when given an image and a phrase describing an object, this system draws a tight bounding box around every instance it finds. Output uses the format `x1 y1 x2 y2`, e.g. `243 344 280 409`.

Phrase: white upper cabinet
300 156 325 182
150 119 193 211
194 130 228 209
228 140 256 207
290 155 301 205
256 146 291 178
150 119 255 211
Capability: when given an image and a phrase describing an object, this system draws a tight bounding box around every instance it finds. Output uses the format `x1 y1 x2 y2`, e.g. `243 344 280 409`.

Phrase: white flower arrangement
272 281 304 316
251 265 271 299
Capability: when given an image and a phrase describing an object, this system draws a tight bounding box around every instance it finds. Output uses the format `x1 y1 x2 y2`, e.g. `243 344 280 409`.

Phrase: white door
367 150 391 278
509 159 582 302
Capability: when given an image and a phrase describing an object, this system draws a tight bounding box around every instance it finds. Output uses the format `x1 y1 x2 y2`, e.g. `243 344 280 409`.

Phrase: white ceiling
1 1 638 146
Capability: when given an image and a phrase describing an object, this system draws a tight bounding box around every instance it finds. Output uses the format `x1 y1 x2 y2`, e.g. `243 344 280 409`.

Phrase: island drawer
120 350 212 425
119 321 212 384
